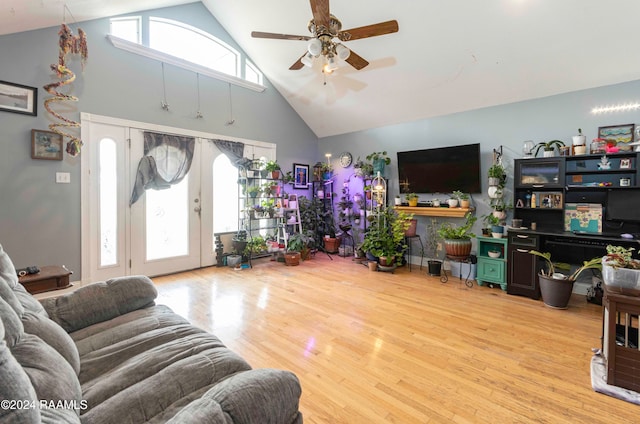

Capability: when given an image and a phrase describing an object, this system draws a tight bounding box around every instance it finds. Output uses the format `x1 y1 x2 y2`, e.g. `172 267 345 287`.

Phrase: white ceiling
4 1 640 138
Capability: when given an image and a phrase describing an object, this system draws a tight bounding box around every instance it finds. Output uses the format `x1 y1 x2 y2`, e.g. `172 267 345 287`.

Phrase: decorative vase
538 274 575 309
443 239 472 260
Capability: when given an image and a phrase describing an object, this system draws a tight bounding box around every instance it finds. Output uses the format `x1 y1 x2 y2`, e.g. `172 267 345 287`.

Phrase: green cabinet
476 236 508 291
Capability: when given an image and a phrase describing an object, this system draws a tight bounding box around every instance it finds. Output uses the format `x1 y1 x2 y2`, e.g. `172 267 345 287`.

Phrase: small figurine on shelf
597 155 611 170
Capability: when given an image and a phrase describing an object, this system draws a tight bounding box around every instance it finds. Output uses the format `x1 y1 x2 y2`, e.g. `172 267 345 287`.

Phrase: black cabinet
507 231 541 299
515 158 564 189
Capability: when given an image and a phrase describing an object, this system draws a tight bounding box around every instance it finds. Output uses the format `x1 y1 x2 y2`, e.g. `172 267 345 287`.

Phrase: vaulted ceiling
4 0 640 138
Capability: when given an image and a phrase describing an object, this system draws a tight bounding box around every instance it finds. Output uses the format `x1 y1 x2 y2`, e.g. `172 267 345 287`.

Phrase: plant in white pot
532 140 565 158
529 250 602 309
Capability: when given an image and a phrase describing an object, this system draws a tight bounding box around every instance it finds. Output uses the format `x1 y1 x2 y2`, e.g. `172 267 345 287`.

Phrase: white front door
129 129 202 276
81 114 275 282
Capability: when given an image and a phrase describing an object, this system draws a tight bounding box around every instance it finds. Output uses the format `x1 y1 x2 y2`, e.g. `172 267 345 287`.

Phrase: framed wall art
31 129 63 160
0 81 37 116
598 123 635 151
293 163 309 189
620 158 631 169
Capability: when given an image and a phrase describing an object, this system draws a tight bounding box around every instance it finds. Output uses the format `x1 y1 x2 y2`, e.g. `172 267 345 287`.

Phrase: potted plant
488 163 507 188
321 162 333 180
366 151 391 177
405 193 419 207
231 230 248 262
361 206 412 266
532 139 565 158
245 235 268 258
453 190 470 208
601 245 640 295
394 195 402 206
426 218 443 276
246 185 260 198
437 213 477 260
529 250 602 309
265 160 281 179
283 171 294 184
286 232 314 263
354 157 374 178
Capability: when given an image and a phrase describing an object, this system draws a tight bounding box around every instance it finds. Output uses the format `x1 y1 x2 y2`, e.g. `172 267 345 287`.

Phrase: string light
591 103 640 114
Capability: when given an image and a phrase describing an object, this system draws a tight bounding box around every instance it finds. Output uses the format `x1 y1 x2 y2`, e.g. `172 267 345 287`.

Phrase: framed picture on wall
0 81 37 116
31 129 63 160
293 163 309 189
620 158 631 169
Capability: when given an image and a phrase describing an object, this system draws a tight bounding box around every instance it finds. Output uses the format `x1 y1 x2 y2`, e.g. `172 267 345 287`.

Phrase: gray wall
320 79 640 246
0 3 317 273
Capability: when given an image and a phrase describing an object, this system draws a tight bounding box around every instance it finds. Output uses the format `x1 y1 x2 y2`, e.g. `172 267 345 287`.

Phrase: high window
109 16 263 87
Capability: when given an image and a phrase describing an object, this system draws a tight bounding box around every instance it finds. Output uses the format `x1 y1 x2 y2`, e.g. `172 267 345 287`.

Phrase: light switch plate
56 172 70 183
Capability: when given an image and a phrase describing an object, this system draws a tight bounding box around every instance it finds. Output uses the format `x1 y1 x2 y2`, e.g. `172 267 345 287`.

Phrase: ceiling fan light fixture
301 52 314 67
307 38 322 56
325 54 339 72
336 43 350 60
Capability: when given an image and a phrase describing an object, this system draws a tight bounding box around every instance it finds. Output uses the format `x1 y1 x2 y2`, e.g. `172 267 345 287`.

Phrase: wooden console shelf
18 265 72 294
394 206 473 218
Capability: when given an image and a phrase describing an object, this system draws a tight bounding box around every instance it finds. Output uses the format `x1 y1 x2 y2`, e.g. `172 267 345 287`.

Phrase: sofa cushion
21 311 80 376
0 244 24 317
41 275 157 333
0 296 23 348
0 316 41 424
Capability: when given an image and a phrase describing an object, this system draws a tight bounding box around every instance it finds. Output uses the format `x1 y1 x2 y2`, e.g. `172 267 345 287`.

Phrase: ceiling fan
251 0 398 72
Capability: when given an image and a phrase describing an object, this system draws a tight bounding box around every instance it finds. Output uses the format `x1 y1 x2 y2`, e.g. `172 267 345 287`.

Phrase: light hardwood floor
152 255 636 423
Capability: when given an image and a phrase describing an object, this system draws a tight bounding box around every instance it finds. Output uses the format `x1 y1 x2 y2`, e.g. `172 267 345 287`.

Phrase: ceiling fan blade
252 31 311 41
289 53 306 70
344 49 369 70
310 0 330 30
338 20 399 41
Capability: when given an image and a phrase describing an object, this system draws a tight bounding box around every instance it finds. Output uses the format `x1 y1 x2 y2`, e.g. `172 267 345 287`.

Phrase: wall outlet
56 172 70 183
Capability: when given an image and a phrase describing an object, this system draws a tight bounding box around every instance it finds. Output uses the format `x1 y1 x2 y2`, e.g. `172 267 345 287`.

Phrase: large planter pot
443 239 472 260
428 260 442 276
405 219 418 237
284 252 301 266
379 256 395 267
324 237 340 253
538 273 575 309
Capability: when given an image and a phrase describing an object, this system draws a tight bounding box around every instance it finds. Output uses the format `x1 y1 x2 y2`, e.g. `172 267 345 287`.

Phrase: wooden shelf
394 206 473 218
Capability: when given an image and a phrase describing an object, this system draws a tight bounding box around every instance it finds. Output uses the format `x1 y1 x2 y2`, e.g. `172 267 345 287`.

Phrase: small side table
18 265 73 295
476 236 508 291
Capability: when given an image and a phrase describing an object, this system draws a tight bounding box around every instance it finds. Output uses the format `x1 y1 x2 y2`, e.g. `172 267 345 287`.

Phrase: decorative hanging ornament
43 23 88 157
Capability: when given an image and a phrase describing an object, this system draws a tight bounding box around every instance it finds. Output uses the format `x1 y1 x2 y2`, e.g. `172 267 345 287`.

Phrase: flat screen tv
397 143 482 194
606 188 640 222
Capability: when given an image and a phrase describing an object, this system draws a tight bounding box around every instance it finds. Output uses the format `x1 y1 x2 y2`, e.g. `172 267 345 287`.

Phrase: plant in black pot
529 250 602 309
231 230 248 262
437 213 477 260
425 218 443 276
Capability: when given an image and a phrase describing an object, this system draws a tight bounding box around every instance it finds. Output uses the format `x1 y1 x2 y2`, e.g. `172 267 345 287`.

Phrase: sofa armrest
168 369 303 424
40 275 157 333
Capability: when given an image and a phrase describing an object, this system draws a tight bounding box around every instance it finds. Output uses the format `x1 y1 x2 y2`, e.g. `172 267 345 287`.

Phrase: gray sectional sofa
0 244 303 423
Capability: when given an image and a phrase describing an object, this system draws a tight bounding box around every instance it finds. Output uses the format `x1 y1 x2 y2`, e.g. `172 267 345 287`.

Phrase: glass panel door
130 130 201 277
